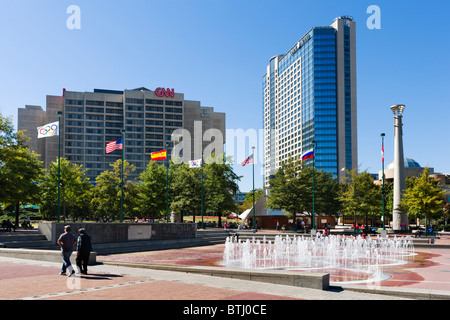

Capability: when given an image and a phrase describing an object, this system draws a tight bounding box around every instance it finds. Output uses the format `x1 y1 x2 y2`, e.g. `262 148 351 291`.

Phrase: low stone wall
101 261 330 290
39 222 197 245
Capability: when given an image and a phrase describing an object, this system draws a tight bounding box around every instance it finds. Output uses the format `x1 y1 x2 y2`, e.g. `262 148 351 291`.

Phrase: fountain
223 235 415 284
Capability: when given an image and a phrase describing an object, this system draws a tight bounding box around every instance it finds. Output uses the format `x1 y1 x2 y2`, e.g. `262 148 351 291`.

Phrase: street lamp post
57 111 63 223
120 129 125 223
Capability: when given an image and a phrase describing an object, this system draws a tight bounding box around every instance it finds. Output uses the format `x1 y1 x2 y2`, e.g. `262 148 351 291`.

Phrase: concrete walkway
0 255 407 301
1 229 449 306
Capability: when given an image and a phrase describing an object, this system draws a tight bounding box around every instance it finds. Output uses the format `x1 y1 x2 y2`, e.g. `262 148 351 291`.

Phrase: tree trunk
15 203 20 227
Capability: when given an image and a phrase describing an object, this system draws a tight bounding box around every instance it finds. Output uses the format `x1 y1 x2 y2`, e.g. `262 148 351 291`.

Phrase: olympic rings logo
39 124 58 136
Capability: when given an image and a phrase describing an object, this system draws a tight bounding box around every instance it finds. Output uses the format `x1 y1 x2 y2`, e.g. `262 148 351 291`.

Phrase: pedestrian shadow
78 273 124 280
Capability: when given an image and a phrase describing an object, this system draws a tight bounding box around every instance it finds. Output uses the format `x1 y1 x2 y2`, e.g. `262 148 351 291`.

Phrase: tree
39 158 92 221
169 162 203 222
266 156 341 222
0 115 43 226
339 169 382 228
204 155 241 227
401 168 445 229
91 160 136 221
266 157 309 219
136 161 167 220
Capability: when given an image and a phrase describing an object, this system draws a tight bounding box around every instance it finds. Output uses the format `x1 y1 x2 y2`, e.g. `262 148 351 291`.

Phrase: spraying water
223 234 415 283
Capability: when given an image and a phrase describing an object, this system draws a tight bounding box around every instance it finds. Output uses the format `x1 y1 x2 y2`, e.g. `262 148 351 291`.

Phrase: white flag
37 121 59 139
189 159 202 168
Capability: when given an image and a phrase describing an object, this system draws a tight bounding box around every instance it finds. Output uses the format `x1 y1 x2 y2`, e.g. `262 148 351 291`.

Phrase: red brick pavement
0 260 299 300
1 233 449 301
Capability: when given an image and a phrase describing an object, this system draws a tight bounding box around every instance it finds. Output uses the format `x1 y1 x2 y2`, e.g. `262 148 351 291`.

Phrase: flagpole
57 111 62 223
165 143 169 223
381 133 386 230
201 153 204 229
252 146 256 232
312 140 316 231
120 129 125 223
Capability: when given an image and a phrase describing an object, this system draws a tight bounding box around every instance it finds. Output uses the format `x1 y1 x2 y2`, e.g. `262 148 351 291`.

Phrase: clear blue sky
0 0 449 192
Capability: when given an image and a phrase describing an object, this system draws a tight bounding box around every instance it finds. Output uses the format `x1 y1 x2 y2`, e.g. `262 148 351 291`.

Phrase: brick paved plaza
1 231 449 303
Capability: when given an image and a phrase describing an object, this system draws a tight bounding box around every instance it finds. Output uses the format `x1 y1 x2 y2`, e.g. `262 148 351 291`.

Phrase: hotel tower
263 16 357 185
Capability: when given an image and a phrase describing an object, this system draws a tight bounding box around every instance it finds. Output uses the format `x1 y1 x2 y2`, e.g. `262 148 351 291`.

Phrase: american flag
106 139 123 154
241 154 254 167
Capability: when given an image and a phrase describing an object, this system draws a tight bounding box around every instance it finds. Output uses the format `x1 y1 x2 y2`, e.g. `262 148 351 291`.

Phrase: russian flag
301 149 314 161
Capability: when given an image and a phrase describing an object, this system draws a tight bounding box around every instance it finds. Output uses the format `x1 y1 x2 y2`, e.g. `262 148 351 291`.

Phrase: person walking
57 225 77 277
76 228 92 275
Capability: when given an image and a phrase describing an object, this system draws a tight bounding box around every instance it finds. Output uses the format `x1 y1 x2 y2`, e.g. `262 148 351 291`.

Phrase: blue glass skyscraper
263 16 357 185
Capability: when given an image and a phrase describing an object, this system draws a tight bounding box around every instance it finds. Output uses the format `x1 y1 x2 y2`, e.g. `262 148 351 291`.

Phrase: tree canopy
401 167 446 227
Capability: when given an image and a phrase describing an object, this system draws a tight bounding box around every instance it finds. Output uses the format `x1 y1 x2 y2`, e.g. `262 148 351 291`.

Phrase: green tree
266 156 341 222
169 162 203 222
39 158 92 221
136 161 167 220
266 157 308 219
339 169 382 228
91 160 136 221
204 155 241 227
401 168 445 229
0 115 43 226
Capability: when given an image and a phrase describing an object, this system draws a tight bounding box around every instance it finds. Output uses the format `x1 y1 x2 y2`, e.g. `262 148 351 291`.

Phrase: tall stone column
391 105 407 232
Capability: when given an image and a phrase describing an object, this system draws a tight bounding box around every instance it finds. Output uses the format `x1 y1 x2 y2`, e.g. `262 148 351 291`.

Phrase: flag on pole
106 139 123 154
151 149 167 161
301 149 314 161
241 154 254 167
381 141 384 163
189 159 202 168
37 121 59 139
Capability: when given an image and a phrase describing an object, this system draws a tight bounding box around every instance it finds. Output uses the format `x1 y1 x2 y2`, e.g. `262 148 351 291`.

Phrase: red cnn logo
155 87 175 98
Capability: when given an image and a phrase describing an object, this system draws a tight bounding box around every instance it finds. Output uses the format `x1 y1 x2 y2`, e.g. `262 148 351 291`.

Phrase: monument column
391 104 407 232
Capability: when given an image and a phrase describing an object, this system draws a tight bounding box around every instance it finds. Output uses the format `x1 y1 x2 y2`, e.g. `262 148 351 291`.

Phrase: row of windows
66 106 182 114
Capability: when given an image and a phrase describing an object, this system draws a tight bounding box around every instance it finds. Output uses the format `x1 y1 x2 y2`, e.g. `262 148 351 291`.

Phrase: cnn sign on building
155 87 175 98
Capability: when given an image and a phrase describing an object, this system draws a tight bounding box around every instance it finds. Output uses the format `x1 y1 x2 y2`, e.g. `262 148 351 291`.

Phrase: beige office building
18 87 226 181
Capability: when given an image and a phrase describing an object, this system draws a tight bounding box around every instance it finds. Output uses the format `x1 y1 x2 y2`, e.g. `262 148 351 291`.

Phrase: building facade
18 87 226 182
263 16 357 186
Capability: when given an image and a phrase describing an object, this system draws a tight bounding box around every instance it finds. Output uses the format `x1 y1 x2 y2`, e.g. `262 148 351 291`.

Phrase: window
86 107 104 113
165 121 182 127
146 113 164 119
146 99 163 105
86 101 104 106
165 101 182 106
126 98 144 104
66 99 83 105
106 102 123 108
146 106 164 112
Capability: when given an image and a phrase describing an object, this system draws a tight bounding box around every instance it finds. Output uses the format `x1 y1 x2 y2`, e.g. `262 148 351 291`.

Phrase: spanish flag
151 149 167 161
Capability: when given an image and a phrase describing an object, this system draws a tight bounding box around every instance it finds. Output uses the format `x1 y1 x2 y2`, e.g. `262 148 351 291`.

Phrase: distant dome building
386 158 422 170
379 157 434 182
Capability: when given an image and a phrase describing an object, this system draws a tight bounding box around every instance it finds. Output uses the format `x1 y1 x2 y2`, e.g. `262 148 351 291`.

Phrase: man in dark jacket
76 228 92 275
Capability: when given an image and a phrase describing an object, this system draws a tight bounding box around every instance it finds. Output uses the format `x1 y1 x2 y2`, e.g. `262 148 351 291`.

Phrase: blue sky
0 0 449 192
